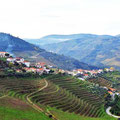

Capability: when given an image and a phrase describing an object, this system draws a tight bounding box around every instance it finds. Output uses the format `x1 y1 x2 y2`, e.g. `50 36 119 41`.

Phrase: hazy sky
0 0 120 38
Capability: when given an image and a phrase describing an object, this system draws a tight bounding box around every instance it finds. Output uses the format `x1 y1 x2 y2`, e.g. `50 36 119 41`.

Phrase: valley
0 33 120 120
39 34 120 70
1 0 120 119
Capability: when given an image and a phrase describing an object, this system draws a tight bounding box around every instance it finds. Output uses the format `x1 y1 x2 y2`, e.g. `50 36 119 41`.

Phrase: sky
0 0 120 38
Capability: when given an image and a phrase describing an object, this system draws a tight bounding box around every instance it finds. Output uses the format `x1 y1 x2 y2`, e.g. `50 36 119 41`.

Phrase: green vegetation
100 71 120 91
0 33 96 70
41 34 120 69
47 106 116 120
0 73 116 120
0 97 51 120
0 57 7 61
87 76 111 88
110 96 120 116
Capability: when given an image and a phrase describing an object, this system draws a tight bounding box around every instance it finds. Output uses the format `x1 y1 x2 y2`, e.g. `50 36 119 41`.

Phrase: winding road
106 106 120 118
26 79 58 120
0 94 8 99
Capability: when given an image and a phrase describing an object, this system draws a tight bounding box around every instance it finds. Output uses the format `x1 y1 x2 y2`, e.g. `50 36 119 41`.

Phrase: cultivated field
0 75 116 120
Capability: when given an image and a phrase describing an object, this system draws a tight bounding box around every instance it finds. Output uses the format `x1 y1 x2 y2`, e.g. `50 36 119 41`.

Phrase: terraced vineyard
88 77 111 88
43 75 106 117
0 75 116 120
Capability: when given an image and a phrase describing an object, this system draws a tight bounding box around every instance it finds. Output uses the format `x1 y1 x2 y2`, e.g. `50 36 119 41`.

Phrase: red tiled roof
39 68 44 71
30 68 36 70
109 88 116 91
108 91 113 94
36 62 46 66
24 60 29 62
0 52 8 53
15 57 23 59
77 69 84 72
84 74 89 76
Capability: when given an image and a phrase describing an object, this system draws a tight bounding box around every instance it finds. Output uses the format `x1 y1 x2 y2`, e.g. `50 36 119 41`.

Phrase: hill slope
0 33 97 70
41 34 120 69
24 34 76 46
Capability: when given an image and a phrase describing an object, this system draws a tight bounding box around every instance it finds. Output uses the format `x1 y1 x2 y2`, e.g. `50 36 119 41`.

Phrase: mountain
24 34 114 46
0 33 97 70
24 35 70 46
41 34 120 69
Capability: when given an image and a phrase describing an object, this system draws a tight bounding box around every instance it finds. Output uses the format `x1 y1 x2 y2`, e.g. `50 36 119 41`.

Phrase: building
7 57 14 62
36 62 46 68
24 67 37 73
109 88 116 92
15 57 24 63
23 60 30 67
36 68 44 74
108 91 113 95
0 52 10 58
83 74 89 78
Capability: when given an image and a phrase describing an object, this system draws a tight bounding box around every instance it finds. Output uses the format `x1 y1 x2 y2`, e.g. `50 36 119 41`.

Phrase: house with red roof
36 62 46 68
83 74 89 78
108 91 113 95
109 88 116 92
0 52 10 58
15 57 24 63
23 60 30 67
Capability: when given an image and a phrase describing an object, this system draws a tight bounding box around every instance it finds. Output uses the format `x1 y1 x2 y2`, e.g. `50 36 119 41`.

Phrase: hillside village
0 51 119 98
0 51 114 76
0 51 51 75
0 51 120 119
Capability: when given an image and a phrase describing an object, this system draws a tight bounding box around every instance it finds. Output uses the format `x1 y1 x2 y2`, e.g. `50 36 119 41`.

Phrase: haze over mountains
0 33 97 70
24 35 73 46
25 34 120 69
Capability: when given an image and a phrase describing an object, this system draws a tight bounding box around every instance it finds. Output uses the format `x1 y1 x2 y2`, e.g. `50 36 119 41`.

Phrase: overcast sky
0 0 120 38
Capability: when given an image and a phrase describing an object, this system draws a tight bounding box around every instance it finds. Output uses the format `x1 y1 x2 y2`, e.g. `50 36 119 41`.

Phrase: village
0 51 52 75
0 51 119 98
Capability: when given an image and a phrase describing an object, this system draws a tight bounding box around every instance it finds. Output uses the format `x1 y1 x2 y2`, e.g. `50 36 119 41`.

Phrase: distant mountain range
24 35 71 46
0 33 97 70
29 34 120 69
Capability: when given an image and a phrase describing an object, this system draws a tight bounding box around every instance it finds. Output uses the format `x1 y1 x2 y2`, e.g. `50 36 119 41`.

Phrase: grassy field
0 96 51 120
46 106 116 120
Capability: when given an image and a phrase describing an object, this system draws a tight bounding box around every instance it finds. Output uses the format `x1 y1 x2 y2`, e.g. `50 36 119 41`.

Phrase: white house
7 57 15 62
35 62 46 68
23 61 30 67
0 52 10 58
15 57 24 63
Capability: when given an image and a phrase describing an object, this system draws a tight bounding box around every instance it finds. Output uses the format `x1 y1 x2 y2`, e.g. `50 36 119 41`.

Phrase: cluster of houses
0 51 51 74
7 57 30 67
23 62 50 74
56 67 115 81
63 69 104 80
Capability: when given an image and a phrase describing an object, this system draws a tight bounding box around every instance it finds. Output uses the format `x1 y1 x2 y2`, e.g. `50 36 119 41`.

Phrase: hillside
24 34 103 46
0 74 116 120
0 33 97 70
24 34 75 46
41 34 120 69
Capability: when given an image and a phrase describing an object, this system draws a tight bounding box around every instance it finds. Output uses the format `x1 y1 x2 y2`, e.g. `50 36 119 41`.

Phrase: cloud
0 0 120 38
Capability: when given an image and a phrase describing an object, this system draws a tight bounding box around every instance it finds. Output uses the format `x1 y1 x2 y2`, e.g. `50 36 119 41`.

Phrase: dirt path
0 94 8 99
26 79 58 120
106 106 120 118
